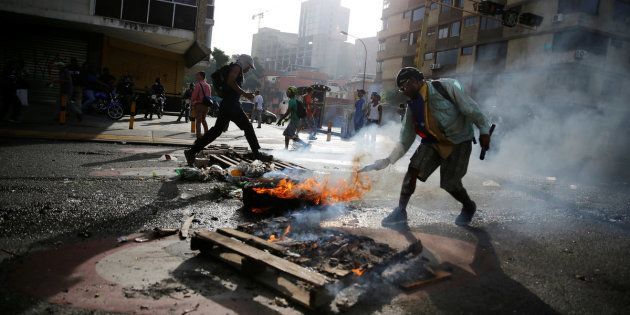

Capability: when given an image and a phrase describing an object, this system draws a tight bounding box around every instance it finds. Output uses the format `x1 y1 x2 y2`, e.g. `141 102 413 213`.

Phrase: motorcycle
94 90 124 120
146 93 164 119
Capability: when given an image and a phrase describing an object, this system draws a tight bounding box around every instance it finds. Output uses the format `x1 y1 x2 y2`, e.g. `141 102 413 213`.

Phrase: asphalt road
1 138 629 314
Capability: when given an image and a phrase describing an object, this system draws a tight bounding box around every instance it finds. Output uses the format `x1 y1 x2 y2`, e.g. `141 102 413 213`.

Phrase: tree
243 57 265 91
207 48 229 73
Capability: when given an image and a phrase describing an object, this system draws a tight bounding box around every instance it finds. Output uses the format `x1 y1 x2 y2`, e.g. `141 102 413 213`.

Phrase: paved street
1 119 629 314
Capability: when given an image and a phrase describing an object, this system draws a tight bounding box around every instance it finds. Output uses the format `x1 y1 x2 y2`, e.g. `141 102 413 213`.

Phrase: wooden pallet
194 145 307 171
191 229 331 309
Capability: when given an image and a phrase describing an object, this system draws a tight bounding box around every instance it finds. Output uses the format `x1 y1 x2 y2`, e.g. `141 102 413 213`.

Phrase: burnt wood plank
180 215 194 239
194 230 329 287
400 269 451 290
217 228 288 256
208 154 237 167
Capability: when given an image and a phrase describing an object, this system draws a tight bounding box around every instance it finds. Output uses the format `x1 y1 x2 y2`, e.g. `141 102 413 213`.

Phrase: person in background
304 87 317 140
353 89 366 134
277 86 309 150
98 67 116 91
0 60 22 122
67 58 83 119
366 92 383 126
191 72 211 139
55 61 82 122
252 90 264 129
184 54 270 166
278 100 288 126
177 83 194 123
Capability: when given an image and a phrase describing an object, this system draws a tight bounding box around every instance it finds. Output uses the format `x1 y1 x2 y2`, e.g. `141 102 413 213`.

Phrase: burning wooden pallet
191 219 449 310
194 144 307 171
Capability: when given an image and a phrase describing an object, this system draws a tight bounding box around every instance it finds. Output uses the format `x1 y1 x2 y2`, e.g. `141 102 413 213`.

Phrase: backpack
210 63 232 98
430 80 456 106
198 82 213 108
296 99 307 118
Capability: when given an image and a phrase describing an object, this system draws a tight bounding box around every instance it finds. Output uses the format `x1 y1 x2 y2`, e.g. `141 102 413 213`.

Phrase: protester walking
277 86 309 150
252 90 263 129
56 61 82 122
185 54 270 166
191 72 211 139
177 83 194 123
68 58 84 119
304 87 317 140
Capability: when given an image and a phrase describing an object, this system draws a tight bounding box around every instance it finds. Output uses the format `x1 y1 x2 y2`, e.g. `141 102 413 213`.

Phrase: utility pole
341 31 367 91
252 11 267 30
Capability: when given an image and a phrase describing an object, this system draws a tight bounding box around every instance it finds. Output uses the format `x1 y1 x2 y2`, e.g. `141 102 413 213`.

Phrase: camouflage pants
400 141 474 208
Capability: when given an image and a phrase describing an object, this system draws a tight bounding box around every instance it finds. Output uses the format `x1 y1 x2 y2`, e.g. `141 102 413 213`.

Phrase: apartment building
376 0 630 106
0 0 214 103
252 28 299 72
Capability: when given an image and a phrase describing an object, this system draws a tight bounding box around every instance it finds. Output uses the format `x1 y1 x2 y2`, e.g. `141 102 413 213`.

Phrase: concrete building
251 28 298 72
0 0 214 103
352 37 379 78
297 0 353 78
376 0 630 106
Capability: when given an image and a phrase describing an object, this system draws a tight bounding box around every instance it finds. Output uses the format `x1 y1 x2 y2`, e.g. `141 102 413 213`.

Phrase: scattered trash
153 228 179 237
94 293 100 298
182 303 200 315
546 176 557 182
482 180 501 188
117 236 129 243
134 237 150 243
140 305 149 310
180 215 195 240
175 165 227 182
569 184 578 190
228 189 243 199
159 154 178 162
274 297 289 307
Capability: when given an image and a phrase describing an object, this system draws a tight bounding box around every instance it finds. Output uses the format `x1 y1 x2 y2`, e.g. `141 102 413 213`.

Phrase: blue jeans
82 89 96 112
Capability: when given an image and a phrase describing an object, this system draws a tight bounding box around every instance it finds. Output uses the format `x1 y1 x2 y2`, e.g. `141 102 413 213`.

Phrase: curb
0 128 193 147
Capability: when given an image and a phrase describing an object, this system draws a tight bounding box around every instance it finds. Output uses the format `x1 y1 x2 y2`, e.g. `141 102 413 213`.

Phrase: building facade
376 0 630 106
251 28 298 72
0 0 214 103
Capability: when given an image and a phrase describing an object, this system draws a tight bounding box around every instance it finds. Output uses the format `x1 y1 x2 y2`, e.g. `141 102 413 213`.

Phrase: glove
359 158 390 172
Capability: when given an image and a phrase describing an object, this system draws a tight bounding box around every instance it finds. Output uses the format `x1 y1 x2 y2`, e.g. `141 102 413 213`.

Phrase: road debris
180 215 195 239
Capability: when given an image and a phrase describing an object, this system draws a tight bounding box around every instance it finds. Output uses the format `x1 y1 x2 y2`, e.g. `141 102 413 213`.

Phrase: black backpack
210 64 232 98
296 99 307 118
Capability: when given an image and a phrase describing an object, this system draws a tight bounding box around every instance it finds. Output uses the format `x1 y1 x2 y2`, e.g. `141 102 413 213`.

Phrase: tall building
251 28 298 72
353 37 379 77
297 0 353 78
0 0 214 103
376 0 630 105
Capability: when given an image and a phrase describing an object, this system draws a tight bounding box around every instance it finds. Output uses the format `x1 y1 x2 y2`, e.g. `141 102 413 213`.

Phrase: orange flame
253 166 371 205
283 224 291 237
351 268 366 276
267 234 278 242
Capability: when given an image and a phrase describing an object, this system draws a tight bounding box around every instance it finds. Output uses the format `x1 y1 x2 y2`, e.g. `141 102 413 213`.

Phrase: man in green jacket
361 67 492 227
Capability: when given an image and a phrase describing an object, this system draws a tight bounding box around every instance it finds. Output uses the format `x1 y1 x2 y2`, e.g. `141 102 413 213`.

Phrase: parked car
241 102 278 124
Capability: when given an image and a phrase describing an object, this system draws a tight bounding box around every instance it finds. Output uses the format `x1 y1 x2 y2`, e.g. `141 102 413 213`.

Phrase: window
431 3 439 10
427 27 436 37
558 0 600 15
424 52 434 61
461 46 473 55
552 29 609 55
403 10 411 19
402 56 415 67
383 0 390 9
94 0 122 19
382 18 389 30
438 25 449 39
442 0 452 13
378 41 386 52
207 4 215 19
464 16 477 27
476 42 507 62
148 0 174 28
377 61 383 72
437 49 458 65
174 4 197 30
412 7 425 22
480 16 501 30
454 0 463 8
400 33 409 42
450 21 461 37
409 31 419 45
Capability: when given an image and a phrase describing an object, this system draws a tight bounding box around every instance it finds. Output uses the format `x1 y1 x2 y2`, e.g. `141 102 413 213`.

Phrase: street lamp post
340 31 367 91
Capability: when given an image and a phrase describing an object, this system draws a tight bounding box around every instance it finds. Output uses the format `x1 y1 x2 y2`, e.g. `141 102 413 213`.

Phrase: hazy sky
212 0 383 56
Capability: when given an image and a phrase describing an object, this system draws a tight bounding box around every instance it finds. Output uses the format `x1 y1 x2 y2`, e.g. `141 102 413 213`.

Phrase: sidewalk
0 102 344 149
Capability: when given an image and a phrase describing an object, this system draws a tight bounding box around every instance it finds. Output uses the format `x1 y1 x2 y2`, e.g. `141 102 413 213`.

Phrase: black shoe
455 201 477 226
184 149 196 167
249 151 273 162
382 207 408 229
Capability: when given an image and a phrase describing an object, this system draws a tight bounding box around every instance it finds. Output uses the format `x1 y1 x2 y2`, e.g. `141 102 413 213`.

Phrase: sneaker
381 207 408 229
184 149 196 167
455 201 477 226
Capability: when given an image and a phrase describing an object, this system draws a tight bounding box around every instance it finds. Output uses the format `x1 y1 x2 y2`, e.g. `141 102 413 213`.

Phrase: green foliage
243 57 265 91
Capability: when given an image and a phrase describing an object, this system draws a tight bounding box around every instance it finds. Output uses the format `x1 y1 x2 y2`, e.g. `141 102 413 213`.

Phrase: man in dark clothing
67 58 84 118
184 54 270 165
98 67 116 91
177 83 194 123
0 60 21 122
151 78 165 96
